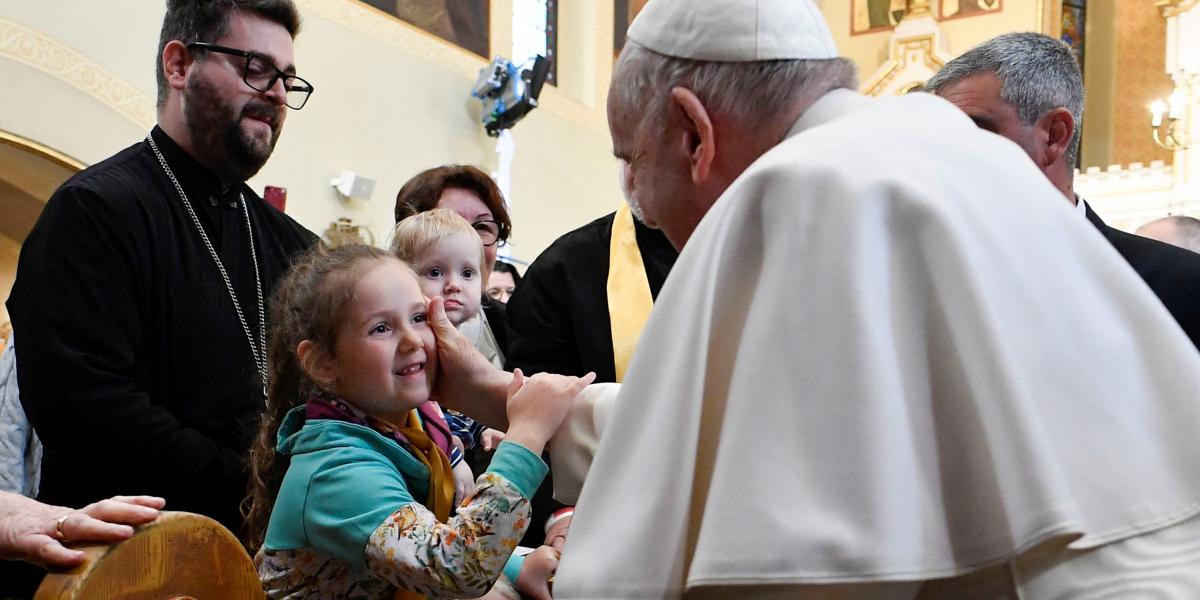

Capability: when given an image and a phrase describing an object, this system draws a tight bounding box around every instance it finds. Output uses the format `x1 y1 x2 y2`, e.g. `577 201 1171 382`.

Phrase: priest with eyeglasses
6 0 316 559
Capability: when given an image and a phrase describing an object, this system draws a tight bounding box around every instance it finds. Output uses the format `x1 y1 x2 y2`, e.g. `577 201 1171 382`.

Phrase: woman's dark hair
156 0 302 106
492 260 522 286
393 165 512 243
242 243 396 550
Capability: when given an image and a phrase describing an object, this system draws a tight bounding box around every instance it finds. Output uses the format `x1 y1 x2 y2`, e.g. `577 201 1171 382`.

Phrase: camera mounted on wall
470 55 551 136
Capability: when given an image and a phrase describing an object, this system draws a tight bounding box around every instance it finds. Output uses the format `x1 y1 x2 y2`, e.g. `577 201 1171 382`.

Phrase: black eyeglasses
187 42 314 110
471 220 501 247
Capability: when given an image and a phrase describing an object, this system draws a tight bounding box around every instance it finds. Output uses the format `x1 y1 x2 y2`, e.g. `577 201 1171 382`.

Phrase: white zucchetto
626 0 838 61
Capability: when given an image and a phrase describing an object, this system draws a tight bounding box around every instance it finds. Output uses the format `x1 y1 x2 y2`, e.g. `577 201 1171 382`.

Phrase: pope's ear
669 87 716 184
297 339 337 390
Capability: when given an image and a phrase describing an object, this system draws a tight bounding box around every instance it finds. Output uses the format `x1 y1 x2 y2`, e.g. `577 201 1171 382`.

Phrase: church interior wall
2 0 1197 315
0 0 625 270
1080 0 1115 169
821 0 1046 87
1110 0 1173 168
821 0 1178 174
820 0 1199 228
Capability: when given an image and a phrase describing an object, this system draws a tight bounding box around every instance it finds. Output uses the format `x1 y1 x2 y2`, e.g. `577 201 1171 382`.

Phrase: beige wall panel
1 0 622 263
1081 0 1115 169
825 1 1044 81
0 63 146 165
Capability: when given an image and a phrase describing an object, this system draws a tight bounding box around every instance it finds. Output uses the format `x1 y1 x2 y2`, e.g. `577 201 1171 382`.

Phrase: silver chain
146 134 268 399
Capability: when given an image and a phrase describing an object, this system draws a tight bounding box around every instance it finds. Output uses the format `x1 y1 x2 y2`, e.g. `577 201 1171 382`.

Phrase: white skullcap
626 0 838 62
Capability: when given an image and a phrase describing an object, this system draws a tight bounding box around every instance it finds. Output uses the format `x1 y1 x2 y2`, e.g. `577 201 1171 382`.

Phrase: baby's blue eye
462 268 475 279
425 267 443 278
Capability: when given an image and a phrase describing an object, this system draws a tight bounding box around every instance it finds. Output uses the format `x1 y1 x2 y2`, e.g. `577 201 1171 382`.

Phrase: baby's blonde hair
389 208 486 269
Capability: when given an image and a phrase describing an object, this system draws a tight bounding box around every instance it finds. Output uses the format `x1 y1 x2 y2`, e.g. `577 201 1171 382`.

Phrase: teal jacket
262 405 546 579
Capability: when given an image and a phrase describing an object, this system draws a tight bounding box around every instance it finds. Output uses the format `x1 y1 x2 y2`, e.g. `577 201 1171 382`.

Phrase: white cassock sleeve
547 382 620 505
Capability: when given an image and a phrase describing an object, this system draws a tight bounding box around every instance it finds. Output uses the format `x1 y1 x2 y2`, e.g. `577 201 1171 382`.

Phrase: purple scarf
304 393 454 459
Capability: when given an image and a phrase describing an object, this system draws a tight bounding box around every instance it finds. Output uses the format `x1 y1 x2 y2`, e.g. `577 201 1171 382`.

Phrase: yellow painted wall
1110 0 1173 167
1081 0 1116 169
0 0 623 265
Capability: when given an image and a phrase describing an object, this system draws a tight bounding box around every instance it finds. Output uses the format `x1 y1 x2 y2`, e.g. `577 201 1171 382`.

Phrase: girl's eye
370 322 391 334
412 313 428 324
425 267 443 278
461 268 475 279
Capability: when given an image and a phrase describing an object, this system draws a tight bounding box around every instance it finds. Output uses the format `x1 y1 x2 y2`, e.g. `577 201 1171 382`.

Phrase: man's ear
1039 107 1075 168
297 339 338 391
669 87 716 184
161 40 193 93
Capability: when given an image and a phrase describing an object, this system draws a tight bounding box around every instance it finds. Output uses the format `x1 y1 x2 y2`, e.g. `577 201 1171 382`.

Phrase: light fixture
1150 88 1192 151
330 171 376 200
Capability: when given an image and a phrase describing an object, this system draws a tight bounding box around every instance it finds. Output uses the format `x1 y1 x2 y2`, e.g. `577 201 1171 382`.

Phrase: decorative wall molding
1076 161 1200 229
1158 0 1200 19
0 18 155 129
862 15 949 97
1076 161 1174 195
0 129 86 171
298 0 606 133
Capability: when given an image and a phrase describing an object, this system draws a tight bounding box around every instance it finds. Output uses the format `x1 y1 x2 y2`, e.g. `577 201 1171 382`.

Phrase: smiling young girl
391 209 508 505
244 244 591 599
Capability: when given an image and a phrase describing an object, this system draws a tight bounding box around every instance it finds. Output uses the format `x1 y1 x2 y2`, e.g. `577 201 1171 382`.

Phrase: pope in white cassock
432 0 1200 597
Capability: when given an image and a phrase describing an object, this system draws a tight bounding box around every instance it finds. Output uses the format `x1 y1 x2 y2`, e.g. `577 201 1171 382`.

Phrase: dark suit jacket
1085 201 1200 350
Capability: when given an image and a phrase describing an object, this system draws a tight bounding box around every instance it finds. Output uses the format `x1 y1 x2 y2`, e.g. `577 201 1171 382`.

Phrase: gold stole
391 409 456 600
606 202 655 382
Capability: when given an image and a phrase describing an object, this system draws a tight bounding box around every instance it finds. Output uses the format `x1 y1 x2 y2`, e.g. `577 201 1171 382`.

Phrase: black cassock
8 126 316 534
505 211 677 383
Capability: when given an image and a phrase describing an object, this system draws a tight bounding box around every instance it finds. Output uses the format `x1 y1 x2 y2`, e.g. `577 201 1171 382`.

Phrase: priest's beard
183 71 281 183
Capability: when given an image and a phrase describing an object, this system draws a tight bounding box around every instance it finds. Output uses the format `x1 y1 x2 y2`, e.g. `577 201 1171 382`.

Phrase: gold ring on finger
54 513 72 542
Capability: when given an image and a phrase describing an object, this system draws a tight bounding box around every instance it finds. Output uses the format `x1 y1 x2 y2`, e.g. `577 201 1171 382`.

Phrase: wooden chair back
34 511 264 600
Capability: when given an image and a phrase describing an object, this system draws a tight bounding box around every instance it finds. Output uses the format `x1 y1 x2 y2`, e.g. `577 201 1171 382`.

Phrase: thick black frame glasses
471 220 502 247
187 42 314 110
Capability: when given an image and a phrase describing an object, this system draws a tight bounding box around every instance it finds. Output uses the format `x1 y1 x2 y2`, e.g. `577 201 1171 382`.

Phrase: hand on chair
0 492 164 568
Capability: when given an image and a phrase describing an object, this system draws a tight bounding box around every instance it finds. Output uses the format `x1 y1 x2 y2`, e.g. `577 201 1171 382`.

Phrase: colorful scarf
304 394 456 521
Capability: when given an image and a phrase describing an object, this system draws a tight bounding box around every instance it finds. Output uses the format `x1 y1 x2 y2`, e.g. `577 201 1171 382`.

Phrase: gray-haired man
927 32 1200 351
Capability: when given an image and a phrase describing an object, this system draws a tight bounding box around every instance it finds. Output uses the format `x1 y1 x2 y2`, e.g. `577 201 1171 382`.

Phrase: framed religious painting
851 0 905 35
360 0 491 58
938 0 1003 21
1061 0 1086 72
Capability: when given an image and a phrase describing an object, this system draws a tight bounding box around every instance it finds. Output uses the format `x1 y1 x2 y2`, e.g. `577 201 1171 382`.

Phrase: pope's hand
428 296 511 428
515 545 560 600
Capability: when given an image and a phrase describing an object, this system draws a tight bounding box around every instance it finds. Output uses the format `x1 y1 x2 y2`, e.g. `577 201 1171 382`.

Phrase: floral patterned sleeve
365 441 545 598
